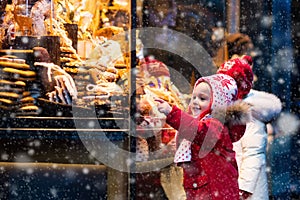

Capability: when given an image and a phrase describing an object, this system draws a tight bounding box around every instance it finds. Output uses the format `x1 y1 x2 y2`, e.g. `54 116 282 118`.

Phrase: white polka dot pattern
136 137 149 162
174 139 192 163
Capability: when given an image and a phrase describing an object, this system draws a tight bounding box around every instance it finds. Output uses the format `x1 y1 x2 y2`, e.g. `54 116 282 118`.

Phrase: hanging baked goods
30 0 51 36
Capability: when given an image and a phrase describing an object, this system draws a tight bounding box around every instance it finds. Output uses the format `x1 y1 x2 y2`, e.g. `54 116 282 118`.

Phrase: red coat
166 106 241 200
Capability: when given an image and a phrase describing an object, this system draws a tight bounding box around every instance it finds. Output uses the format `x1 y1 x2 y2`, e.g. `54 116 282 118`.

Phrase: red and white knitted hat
192 74 238 119
217 56 254 99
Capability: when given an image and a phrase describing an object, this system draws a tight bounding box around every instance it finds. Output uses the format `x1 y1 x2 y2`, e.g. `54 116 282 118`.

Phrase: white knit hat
193 74 238 118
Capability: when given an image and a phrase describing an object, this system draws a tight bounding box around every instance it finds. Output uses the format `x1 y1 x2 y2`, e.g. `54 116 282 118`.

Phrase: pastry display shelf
0 116 131 199
0 116 129 140
0 116 130 163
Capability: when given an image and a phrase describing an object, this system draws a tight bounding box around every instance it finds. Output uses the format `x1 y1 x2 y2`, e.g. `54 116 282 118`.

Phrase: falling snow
0 0 299 199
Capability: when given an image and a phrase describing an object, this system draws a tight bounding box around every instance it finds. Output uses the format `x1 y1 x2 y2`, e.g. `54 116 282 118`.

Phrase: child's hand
154 98 172 116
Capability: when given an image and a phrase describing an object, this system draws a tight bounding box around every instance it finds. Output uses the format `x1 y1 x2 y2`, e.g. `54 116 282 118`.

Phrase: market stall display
0 0 132 117
0 0 189 199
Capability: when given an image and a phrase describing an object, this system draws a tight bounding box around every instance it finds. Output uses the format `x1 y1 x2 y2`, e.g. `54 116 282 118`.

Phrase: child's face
190 82 211 117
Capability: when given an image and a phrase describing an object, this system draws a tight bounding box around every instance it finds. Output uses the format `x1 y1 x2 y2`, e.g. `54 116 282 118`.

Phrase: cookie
0 61 30 70
16 105 40 116
19 105 39 110
0 91 21 99
22 91 32 97
0 98 14 105
0 80 26 87
60 46 76 54
2 67 36 77
0 57 27 64
0 55 18 59
0 98 19 111
63 66 89 74
60 53 78 59
20 96 35 103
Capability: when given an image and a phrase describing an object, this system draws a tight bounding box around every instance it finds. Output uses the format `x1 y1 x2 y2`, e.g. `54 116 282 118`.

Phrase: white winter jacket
233 89 282 200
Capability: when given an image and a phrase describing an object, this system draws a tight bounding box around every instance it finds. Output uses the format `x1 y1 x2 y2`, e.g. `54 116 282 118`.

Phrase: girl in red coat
155 73 251 200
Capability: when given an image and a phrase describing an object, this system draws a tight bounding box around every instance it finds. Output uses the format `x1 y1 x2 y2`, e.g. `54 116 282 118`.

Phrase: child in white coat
217 56 282 200
234 89 282 200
